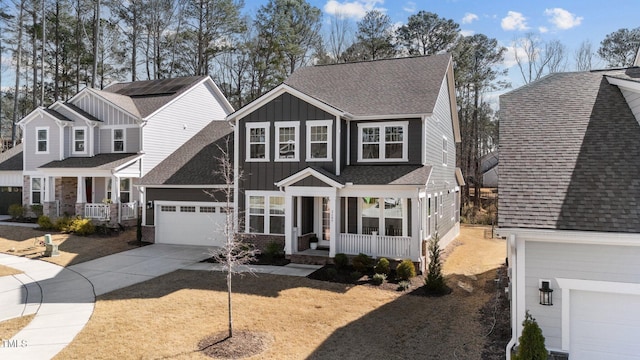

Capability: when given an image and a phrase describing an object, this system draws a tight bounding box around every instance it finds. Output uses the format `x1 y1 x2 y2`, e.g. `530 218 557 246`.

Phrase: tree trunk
54 0 59 101
227 271 233 338
12 1 24 146
91 0 100 88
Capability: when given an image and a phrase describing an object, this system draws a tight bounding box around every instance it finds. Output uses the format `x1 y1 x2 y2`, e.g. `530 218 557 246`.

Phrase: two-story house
13 76 232 224
226 55 463 272
499 66 640 359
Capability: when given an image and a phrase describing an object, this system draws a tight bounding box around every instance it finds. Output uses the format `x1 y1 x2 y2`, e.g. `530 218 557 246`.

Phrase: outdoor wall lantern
539 280 553 306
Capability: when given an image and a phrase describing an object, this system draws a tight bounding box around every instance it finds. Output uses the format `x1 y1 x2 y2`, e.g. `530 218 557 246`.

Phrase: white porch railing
85 203 110 220
120 201 137 220
338 233 412 259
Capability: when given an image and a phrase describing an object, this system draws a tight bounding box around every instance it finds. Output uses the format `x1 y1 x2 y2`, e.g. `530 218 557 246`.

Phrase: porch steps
289 249 331 266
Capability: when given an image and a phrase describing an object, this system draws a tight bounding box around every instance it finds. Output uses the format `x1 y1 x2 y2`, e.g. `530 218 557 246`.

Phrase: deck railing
84 203 110 220
337 233 412 258
120 201 137 220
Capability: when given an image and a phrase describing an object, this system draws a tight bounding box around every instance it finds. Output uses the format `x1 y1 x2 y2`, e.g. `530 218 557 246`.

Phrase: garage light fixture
539 280 553 306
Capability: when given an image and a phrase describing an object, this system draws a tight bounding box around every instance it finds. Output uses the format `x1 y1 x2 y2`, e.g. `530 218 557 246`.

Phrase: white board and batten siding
0 171 22 186
142 82 229 175
73 94 139 126
524 240 640 353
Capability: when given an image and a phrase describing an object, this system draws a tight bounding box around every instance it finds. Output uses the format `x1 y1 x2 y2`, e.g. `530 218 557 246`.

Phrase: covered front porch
33 153 143 224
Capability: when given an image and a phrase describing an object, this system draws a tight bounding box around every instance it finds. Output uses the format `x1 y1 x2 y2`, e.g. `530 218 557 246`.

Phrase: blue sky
245 0 638 90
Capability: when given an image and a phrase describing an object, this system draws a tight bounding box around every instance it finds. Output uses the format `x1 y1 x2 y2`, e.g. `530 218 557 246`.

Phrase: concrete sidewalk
184 262 322 277
0 215 39 228
0 254 94 360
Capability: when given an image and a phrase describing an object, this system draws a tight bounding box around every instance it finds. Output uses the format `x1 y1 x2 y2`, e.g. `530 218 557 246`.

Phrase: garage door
155 202 228 247
571 290 640 360
0 187 22 215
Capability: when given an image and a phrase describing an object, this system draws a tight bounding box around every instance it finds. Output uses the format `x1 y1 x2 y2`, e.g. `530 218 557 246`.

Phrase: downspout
505 233 517 360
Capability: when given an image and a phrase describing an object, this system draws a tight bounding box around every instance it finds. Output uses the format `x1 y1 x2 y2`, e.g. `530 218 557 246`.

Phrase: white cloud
539 26 548 33
501 11 528 31
402 1 416 13
503 44 525 68
460 29 475 37
461 13 478 24
323 0 386 19
544 8 583 30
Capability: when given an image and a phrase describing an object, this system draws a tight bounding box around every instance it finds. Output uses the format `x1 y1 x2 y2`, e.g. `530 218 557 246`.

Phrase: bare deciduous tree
206 138 258 339
574 40 594 71
513 33 566 84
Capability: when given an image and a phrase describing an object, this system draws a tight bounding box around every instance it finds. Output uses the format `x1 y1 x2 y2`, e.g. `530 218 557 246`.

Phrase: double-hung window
36 127 49 154
306 120 332 161
113 129 125 152
246 122 269 161
247 193 285 234
275 121 299 161
107 178 131 203
31 177 44 204
73 127 87 154
358 122 408 161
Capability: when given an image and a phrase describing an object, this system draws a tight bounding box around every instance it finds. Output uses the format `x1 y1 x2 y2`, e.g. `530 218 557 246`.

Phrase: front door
319 197 331 247
85 177 93 203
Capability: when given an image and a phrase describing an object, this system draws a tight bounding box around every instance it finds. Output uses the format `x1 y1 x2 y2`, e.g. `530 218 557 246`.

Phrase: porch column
76 176 86 203
110 176 119 203
410 197 421 261
284 193 294 255
45 177 55 202
329 194 339 258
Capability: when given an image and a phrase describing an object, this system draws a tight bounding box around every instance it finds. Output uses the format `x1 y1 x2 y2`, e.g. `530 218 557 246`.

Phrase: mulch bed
307 264 449 294
480 265 511 359
198 330 273 359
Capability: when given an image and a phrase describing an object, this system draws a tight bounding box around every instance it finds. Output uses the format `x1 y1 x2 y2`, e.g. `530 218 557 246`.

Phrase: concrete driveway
69 244 211 296
0 244 211 359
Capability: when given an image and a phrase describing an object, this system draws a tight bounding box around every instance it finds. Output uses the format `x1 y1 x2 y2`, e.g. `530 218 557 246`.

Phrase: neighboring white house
9 76 232 224
499 67 640 359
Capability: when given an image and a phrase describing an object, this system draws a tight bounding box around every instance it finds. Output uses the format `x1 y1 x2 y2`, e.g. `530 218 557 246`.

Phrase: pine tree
515 311 548 360
424 232 447 294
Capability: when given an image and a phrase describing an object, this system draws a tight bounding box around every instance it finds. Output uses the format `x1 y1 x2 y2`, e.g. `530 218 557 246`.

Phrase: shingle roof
39 153 140 169
498 68 640 233
103 76 206 118
63 103 102 122
0 144 23 171
43 108 72 122
338 165 432 185
138 121 233 186
283 55 451 117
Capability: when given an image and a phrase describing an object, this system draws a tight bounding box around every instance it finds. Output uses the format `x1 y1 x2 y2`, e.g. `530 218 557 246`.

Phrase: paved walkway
0 215 39 228
0 244 320 359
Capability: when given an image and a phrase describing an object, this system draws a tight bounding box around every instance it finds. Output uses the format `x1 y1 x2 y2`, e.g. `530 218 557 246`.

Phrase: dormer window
246 122 269 161
113 129 125 152
358 122 408 162
275 121 299 161
73 127 87 154
36 127 49 154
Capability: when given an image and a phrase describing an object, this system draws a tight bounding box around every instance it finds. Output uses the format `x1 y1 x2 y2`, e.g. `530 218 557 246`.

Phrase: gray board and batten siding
348 118 423 165
239 92 336 192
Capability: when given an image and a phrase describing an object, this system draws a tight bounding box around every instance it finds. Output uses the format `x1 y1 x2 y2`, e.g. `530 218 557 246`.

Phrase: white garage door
571 290 640 360
155 202 228 247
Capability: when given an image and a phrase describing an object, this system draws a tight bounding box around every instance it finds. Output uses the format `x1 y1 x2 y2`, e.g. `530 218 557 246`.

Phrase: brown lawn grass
0 315 35 340
0 264 22 276
443 225 506 276
0 225 141 267
55 225 506 360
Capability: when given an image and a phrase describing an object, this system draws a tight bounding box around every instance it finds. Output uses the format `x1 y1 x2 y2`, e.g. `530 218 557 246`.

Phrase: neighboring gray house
15 76 232 224
138 120 233 246
499 67 640 359
227 55 464 272
0 144 24 214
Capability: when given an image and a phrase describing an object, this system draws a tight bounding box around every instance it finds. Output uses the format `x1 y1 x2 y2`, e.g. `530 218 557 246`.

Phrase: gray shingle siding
499 70 640 232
